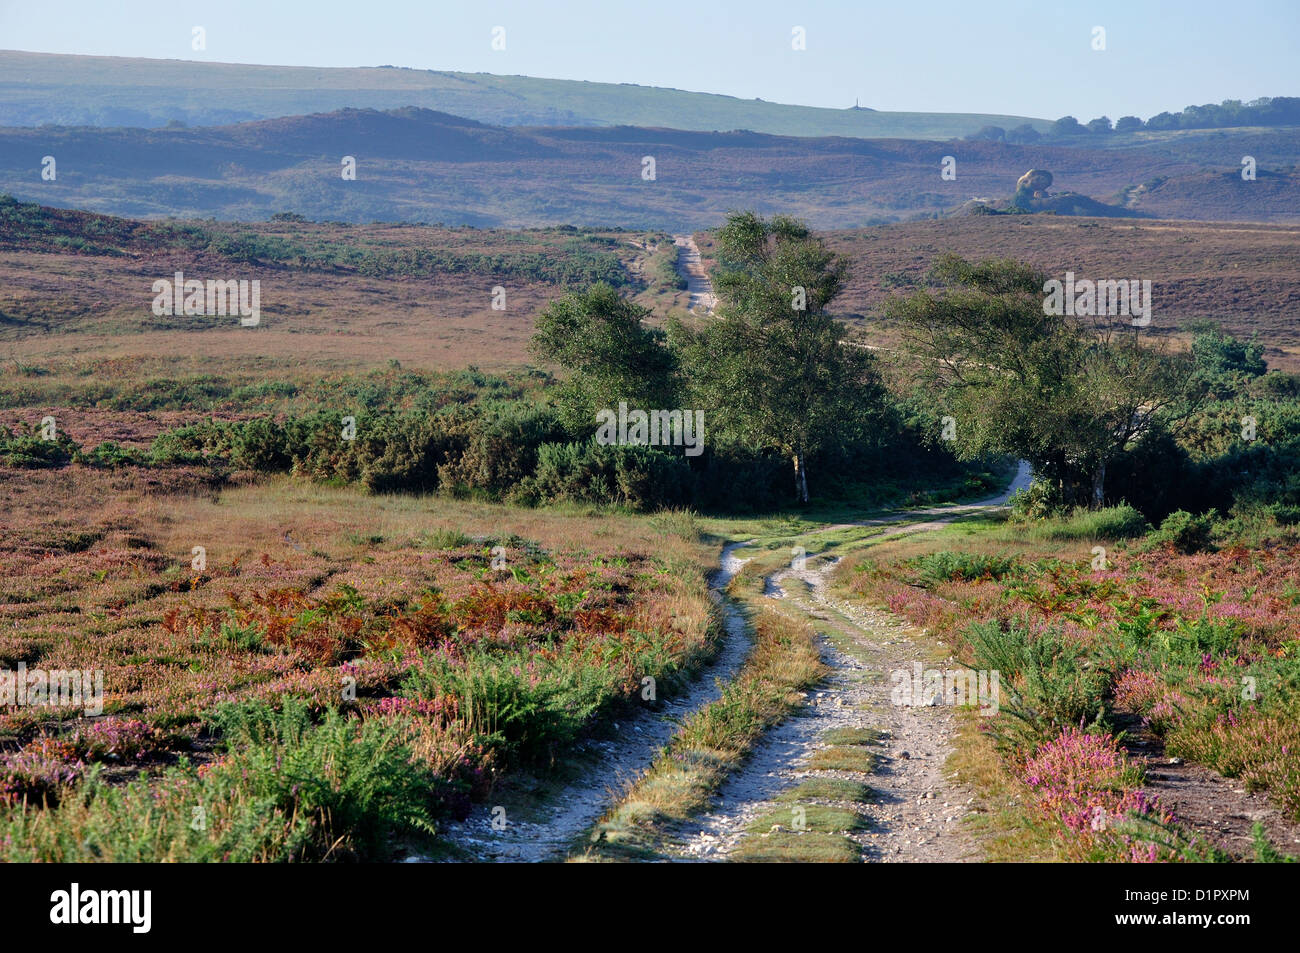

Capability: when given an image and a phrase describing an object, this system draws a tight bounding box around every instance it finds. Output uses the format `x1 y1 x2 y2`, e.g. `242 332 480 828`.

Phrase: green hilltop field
0 49 1050 138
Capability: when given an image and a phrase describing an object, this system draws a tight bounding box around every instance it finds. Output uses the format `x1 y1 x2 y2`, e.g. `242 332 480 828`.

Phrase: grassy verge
837 504 1300 861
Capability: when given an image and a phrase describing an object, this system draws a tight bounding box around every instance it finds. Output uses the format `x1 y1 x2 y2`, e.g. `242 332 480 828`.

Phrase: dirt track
673 234 717 313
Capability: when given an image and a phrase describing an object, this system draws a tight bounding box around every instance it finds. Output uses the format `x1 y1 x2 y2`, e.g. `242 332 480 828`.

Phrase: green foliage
1192 325 1266 380
1146 510 1216 554
672 211 887 502
0 699 446 861
911 551 1019 587
892 254 1202 509
1010 501 1150 540
0 423 78 468
518 441 692 511
965 617 1110 750
651 241 687 290
401 653 622 768
204 698 446 858
531 282 678 432
1253 822 1297 863
422 528 471 550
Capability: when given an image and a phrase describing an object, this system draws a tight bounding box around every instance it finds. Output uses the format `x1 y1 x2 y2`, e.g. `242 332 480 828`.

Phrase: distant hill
0 49 1050 140
1 106 1297 229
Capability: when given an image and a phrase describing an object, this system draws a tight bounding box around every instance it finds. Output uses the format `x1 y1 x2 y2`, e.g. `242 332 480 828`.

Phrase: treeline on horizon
967 95 1300 143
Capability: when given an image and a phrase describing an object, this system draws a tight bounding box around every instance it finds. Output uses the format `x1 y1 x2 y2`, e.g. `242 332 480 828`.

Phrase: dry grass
700 217 1300 370
946 708 1059 862
0 221 658 375
0 466 717 733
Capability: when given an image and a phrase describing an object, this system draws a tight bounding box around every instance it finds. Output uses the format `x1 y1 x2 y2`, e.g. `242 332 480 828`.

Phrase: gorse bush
1146 510 1216 554
0 423 77 468
519 441 693 510
651 240 687 290
72 441 142 469
911 551 1019 587
964 617 1110 751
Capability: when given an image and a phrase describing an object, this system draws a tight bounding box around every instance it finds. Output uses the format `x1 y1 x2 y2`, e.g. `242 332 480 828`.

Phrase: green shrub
205 698 445 858
0 699 446 862
1008 479 1067 521
522 440 692 511
912 551 1018 587
402 654 621 767
652 241 687 291
73 441 141 469
0 424 78 468
965 617 1110 751
1146 510 1216 554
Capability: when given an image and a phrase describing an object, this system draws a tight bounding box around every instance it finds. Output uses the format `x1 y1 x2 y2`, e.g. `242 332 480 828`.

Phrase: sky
0 0 1296 120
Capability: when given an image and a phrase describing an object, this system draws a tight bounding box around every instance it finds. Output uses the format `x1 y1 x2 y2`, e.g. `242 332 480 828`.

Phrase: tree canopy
889 254 1203 507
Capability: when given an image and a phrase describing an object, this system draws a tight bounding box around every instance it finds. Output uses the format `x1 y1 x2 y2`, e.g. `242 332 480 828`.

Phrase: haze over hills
0 105 1296 229
0 49 1052 139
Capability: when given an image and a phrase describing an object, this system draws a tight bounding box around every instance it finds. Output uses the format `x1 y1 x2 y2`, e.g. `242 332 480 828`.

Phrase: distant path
673 235 717 314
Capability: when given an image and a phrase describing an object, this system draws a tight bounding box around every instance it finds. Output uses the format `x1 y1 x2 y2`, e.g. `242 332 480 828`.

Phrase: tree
1114 115 1144 133
1005 123 1041 144
670 212 884 503
1051 115 1084 136
1085 116 1113 133
1190 319 1263 379
530 282 677 432
888 255 1202 508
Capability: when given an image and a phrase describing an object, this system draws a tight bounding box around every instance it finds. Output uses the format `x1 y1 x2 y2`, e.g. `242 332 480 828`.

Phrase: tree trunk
1091 460 1107 508
793 450 810 503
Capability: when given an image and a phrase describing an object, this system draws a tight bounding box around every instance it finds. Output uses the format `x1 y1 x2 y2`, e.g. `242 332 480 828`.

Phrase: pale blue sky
1 0 1295 120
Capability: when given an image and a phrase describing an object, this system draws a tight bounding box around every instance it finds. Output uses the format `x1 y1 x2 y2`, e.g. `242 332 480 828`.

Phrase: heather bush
0 741 84 808
1023 727 1175 862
